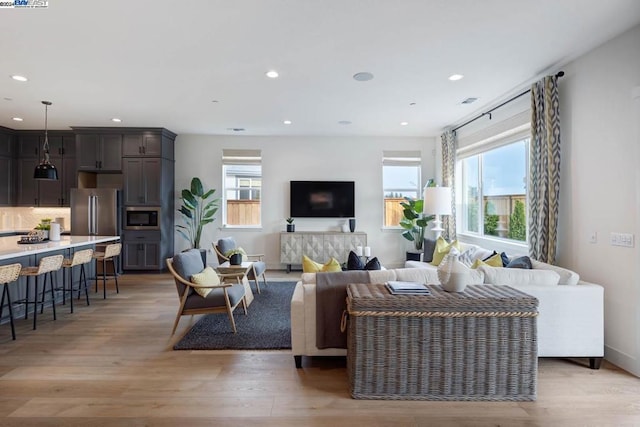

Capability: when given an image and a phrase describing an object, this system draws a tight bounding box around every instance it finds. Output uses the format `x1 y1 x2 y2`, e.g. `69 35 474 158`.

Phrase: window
222 149 262 227
456 136 529 242
382 151 421 227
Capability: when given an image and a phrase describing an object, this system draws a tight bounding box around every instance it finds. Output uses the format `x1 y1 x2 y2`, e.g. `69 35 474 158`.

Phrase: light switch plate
610 232 635 247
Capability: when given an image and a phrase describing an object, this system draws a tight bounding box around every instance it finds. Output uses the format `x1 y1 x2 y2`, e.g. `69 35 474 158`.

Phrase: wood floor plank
0 271 638 425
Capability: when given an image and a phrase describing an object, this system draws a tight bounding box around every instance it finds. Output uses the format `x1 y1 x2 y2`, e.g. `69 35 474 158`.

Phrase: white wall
174 135 436 269
557 24 640 375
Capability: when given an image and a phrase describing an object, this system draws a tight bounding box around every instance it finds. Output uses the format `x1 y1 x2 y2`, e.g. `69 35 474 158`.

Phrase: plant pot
287 224 295 232
229 253 242 265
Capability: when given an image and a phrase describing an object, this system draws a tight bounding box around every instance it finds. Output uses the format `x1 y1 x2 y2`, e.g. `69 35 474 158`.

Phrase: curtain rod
451 71 565 133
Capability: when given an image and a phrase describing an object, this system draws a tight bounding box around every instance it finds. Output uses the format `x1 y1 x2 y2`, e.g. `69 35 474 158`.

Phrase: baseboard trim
605 344 639 377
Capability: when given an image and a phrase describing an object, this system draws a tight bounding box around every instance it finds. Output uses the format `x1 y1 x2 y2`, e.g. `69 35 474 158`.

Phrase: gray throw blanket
316 270 369 349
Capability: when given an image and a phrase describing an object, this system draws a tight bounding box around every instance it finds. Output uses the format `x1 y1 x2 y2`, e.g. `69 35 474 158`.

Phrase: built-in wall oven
124 207 161 230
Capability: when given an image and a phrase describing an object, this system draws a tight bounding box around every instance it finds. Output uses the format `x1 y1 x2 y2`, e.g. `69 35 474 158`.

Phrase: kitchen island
0 235 121 324
0 235 120 261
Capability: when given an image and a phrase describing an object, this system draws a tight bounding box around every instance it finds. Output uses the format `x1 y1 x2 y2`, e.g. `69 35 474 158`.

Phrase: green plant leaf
401 230 415 241
202 189 216 199
203 208 217 219
200 218 214 225
178 206 193 219
191 177 204 197
182 190 197 206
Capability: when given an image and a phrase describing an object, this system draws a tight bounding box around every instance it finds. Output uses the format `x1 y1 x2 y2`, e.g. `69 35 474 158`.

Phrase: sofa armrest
291 282 306 354
512 281 604 357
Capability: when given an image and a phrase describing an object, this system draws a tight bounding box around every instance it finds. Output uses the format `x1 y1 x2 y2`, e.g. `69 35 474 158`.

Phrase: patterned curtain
441 130 457 241
529 75 561 263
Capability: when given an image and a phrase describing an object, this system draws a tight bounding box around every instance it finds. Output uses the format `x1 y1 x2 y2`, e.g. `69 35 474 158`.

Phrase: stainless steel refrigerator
70 188 122 236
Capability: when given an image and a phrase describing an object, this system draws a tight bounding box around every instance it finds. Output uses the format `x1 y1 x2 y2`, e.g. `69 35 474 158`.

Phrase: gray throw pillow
423 238 436 263
506 255 533 269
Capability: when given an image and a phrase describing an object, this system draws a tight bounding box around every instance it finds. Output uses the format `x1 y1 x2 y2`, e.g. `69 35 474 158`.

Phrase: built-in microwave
124 207 161 230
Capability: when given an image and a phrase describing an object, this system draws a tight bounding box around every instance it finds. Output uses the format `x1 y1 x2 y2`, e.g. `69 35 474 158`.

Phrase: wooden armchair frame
213 244 268 294
166 258 247 336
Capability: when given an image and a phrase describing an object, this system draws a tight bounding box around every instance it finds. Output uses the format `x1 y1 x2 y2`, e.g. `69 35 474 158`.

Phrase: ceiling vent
461 97 478 105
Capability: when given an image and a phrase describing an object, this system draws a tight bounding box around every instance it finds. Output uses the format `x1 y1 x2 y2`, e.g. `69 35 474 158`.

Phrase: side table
216 261 254 307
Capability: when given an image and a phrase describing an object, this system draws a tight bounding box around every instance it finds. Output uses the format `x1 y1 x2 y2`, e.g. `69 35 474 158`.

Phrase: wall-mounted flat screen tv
290 181 355 218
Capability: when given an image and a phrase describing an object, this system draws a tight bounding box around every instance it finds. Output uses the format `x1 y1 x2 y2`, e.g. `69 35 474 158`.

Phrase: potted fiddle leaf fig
176 177 219 250
399 198 434 252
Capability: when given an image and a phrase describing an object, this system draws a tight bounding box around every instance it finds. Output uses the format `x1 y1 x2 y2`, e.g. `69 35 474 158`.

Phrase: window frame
222 149 262 229
382 151 422 229
456 129 530 247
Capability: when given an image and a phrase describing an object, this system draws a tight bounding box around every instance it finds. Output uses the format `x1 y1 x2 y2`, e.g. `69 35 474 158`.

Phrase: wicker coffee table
346 283 538 401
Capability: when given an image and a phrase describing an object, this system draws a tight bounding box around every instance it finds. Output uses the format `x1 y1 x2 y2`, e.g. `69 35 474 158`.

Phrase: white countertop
0 235 120 261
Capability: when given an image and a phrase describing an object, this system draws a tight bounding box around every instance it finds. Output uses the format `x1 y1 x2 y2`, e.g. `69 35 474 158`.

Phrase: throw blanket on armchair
316 270 369 349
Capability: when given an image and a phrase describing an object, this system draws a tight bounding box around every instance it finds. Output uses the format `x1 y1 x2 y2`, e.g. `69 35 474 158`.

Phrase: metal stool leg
5 286 16 340
49 272 57 321
113 258 119 294
68 266 74 314
24 278 29 320
32 276 38 330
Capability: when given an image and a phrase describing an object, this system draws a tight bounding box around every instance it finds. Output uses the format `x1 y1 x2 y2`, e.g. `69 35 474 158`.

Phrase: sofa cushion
302 255 342 273
423 238 437 262
395 268 439 284
190 266 220 297
431 237 460 266
368 269 397 284
301 272 317 284
531 260 580 285
472 252 503 268
507 255 533 269
479 265 560 286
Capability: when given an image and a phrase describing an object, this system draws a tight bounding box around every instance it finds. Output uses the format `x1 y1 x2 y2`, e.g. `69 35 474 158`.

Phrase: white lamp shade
423 187 452 215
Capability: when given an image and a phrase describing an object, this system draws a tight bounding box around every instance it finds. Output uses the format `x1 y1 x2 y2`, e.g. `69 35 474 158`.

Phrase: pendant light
33 100 58 180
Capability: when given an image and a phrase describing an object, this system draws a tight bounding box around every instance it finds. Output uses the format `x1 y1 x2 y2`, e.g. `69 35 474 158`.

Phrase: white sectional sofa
290 252 604 369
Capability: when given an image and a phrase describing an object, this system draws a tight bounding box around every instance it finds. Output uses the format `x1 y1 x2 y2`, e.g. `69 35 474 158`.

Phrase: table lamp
423 186 452 239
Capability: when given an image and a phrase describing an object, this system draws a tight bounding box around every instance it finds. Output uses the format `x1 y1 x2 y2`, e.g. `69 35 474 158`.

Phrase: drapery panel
529 75 561 263
441 130 457 241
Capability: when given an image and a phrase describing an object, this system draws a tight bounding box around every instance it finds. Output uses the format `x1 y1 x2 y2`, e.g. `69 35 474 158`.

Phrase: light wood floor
0 271 638 426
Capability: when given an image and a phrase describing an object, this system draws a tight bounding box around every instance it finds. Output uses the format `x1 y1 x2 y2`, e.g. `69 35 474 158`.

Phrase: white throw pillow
530 260 580 286
479 265 560 286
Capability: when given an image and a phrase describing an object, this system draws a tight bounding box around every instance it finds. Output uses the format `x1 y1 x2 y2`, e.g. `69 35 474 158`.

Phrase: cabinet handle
95 161 99 169
142 146 146 154
99 161 103 169
139 146 142 154
61 147 65 155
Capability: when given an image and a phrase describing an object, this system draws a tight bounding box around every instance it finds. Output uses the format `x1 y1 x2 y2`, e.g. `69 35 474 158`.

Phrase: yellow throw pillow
302 255 342 273
471 253 503 269
431 237 460 266
190 266 221 297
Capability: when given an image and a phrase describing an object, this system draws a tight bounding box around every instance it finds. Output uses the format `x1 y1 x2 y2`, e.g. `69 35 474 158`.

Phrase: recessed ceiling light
338 120 352 125
4 97 13 101
448 74 464 81
461 97 478 104
353 72 374 82
12 117 23 121
211 100 219 103
400 121 409 126
409 102 417 106
265 70 279 79
111 118 122 123
283 120 292 125
11 75 28 82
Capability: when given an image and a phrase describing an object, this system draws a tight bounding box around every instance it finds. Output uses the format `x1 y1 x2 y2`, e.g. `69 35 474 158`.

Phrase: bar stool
93 243 121 299
61 248 94 313
0 263 21 340
19 254 64 330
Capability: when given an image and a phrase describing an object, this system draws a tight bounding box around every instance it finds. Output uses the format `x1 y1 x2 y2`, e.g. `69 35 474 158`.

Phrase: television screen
290 181 355 218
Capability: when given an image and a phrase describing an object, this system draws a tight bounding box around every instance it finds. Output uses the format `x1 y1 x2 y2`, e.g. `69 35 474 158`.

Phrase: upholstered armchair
166 249 247 335
213 237 268 294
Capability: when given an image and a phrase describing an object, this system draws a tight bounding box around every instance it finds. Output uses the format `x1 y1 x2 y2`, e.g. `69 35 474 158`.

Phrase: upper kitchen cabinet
75 133 122 172
0 127 16 206
122 129 175 159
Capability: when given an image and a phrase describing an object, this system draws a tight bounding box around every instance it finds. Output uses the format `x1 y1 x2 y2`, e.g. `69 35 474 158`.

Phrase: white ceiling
1 0 639 137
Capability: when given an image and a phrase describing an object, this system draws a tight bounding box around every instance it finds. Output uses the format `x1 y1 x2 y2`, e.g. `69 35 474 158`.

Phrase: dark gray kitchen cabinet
38 157 76 206
122 133 163 157
123 158 162 206
18 134 40 158
76 134 122 171
0 129 15 206
122 231 161 270
0 157 13 206
16 158 39 206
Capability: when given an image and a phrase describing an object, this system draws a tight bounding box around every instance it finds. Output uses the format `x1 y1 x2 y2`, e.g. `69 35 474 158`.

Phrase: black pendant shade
34 162 59 180
34 100 59 181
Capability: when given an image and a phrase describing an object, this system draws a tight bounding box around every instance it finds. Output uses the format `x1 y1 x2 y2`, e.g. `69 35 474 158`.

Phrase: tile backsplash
0 207 71 232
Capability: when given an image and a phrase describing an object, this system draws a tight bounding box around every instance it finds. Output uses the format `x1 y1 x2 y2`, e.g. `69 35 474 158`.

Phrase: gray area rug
173 281 297 350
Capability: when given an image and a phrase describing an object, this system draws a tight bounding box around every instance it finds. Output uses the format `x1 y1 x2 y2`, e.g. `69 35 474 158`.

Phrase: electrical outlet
610 232 635 248
588 231 597 244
